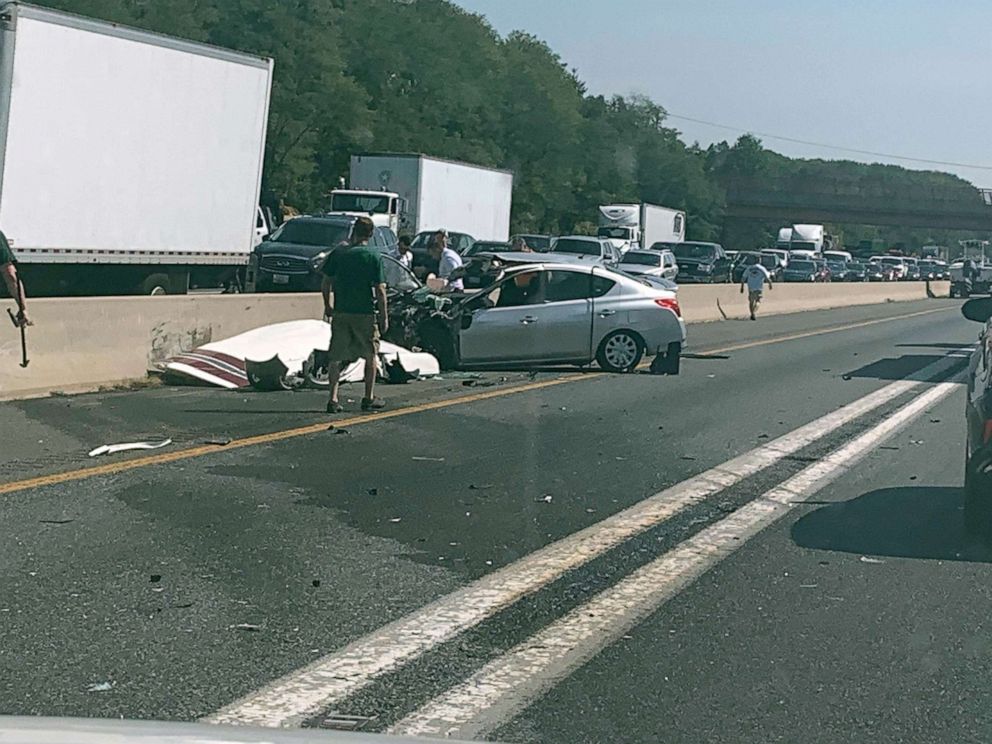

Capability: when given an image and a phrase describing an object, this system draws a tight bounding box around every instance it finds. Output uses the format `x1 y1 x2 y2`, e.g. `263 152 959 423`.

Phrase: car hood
255 241 332 260
675 257 717 267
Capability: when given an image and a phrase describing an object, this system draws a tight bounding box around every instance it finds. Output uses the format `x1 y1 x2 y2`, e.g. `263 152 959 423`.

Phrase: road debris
86 681 115 693
536 495 553 504
859 556 885 564
204 437 233 446
469 484 495 491
229 623 262 632
150 574 162 583
412 456 445 462
38 519 74 525
88 439 172 458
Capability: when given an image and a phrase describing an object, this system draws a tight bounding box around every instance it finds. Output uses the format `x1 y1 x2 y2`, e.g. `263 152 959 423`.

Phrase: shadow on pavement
842 354 955 382
791 486 992 563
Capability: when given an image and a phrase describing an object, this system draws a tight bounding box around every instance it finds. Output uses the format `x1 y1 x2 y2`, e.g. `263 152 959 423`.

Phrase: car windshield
553 238 601 256
512 235 553 252
621 253 662 266
330 192 391 214
597 227 633 240
848 262 866 270
881 257 904 265
269 220 350 247
827 261 847 271
790 260 816 271
381 254 421 292
759 255 778 269
465 241 512 256
673 243 717 260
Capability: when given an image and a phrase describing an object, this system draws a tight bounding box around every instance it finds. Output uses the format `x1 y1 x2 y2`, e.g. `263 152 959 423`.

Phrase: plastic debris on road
161 319 439 390
86 681 115 693
88 439 172 458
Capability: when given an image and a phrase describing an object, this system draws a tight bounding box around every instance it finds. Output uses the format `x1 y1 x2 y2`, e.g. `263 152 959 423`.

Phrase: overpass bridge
724 177 992 231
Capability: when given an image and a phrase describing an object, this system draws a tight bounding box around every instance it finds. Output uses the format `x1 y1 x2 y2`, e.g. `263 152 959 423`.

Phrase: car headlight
698 264 713 273
311 251 330 271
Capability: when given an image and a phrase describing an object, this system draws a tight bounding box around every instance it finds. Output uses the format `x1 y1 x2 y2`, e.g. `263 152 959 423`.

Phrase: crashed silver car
384 255 686 374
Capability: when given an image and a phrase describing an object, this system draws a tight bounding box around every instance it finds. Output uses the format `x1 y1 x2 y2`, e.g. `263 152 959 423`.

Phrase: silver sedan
452 262 686 373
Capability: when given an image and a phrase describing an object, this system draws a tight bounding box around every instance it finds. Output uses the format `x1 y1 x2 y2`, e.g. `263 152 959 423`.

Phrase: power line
666 112 992 172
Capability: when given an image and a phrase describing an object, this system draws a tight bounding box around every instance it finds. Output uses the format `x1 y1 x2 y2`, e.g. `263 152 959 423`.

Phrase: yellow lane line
0 375 594 495
0 304 958 496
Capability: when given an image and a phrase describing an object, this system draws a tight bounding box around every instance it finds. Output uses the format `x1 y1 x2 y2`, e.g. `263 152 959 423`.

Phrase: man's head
429 229 449 258
512 237 532 253
398 235 412 253
351 217 375 245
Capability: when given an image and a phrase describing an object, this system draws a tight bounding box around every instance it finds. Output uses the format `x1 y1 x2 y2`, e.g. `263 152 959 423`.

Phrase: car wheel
596 330 644 373
964 455 992 538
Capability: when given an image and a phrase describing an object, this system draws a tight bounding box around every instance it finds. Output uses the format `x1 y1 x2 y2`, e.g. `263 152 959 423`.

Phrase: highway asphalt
0 297 986 743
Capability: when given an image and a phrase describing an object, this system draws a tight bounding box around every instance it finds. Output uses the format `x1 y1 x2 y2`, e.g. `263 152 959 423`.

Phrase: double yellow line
0 305 954 496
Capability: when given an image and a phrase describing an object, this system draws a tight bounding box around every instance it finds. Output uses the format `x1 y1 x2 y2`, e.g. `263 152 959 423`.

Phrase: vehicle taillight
984 420 992 445
655 298 681 317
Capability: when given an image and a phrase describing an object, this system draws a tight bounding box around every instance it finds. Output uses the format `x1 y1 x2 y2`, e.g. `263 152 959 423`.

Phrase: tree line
43 0 985 251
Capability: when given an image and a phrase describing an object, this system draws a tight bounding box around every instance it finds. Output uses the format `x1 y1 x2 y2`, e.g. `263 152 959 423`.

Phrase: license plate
273 274 290 285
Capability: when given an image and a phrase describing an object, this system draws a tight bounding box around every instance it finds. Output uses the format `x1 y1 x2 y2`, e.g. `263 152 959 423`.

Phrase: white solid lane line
392 379 961 739
205 351 968 728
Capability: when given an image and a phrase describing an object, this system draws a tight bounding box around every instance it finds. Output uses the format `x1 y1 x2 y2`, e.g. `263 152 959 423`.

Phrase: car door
662 252 678 279
457 268 595 364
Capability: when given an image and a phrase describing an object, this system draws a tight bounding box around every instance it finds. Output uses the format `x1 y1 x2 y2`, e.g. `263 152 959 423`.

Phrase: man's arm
2 263 28 324
375 283 388 334
321 275 333 318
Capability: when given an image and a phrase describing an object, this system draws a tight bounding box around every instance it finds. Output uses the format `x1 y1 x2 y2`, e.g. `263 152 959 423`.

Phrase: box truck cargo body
597 203 685 253
344 153 513 241
0 3 272 295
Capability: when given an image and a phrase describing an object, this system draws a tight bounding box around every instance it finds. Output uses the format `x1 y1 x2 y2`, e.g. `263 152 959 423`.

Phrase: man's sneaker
361 397 386 412
326 401 344 414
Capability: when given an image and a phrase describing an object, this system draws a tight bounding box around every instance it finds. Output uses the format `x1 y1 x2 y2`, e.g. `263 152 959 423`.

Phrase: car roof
622 250 663 258
302 214 356 224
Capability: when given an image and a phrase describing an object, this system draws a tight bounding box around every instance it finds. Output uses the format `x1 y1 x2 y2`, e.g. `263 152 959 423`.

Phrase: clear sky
453 0 992 187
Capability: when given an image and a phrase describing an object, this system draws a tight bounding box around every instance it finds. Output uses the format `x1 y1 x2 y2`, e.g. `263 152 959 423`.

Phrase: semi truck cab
329 189 405 233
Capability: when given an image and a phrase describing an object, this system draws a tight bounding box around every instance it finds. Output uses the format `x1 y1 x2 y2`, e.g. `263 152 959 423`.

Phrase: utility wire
666 112 992 172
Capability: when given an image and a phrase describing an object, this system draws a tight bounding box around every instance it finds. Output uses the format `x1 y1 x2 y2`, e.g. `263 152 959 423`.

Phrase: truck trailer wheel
141 273 171 296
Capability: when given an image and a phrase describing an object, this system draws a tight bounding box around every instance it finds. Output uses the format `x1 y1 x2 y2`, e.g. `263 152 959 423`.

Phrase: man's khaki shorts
329 312 379 362
748 290 763 303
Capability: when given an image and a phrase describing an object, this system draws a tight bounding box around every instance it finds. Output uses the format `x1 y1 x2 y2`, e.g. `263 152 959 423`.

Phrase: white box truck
332 153 513 241
597 203 685 253
0 3 273 295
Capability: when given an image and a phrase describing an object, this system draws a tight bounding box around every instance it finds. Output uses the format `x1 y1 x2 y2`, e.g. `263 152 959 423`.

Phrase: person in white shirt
393 235 413 269
741 262 772 320
429 230 464 291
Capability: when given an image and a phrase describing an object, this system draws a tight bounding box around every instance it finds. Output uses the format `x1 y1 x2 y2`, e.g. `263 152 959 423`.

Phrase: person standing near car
393 235 414 269
429 230 464 291
740 261 772 321
320 216 388 414
1 230 29 327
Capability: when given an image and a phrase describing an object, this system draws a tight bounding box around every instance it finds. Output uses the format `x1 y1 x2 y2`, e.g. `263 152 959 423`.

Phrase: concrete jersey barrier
0 282 950 400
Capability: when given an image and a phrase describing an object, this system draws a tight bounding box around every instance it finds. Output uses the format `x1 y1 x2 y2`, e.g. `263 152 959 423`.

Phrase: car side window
545 270 594 302
488 271 543 309
591 276 616 298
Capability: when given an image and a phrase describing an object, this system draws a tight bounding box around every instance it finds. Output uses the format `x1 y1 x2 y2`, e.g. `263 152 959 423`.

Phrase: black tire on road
141 273 171 296
964 457 991 538
596 330 644 373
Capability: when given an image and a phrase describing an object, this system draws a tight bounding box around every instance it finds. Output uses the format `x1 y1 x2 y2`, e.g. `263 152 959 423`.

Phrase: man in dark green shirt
321 216 388 413
0 230 29 327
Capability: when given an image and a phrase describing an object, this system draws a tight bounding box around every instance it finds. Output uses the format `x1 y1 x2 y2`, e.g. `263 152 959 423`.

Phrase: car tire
596 330 644 373
964 455 992 538
141 273 171 296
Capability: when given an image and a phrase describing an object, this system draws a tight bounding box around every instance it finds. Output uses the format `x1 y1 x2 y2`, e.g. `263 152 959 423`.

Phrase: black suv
253 215 398 292
661 241 733 283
